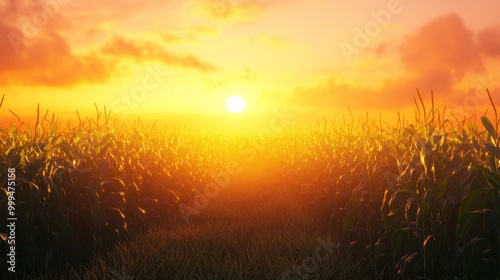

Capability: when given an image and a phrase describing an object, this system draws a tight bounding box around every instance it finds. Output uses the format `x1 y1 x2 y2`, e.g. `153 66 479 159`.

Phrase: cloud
246 34 288 49
0 24 117 86
157 26 219 44
399 13 483 81
478 25 500 57
289 13 493 111
202 0 297 20
100 36 217 72
0 0 217 87
0 29 216 87
61 0 175 25
289 77 413 111
374 43 387 58
199 0 249 20
239 0 297 6
0 0 115 86
0 32 217 87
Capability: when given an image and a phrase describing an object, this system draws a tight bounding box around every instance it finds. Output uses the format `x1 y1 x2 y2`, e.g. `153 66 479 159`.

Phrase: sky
0 0 499 130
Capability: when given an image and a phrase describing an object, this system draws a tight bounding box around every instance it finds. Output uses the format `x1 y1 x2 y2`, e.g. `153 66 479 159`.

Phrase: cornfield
1 91 499 279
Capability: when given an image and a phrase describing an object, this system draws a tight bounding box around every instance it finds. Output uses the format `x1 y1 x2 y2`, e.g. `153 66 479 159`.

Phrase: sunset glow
0 0 498 128
2 1 500 278
226 96 246 113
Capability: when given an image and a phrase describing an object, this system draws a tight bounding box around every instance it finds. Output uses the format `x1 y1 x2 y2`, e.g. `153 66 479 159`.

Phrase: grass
1 90 500 279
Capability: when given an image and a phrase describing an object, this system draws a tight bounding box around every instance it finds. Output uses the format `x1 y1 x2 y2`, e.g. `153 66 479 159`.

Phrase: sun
226 96 246 113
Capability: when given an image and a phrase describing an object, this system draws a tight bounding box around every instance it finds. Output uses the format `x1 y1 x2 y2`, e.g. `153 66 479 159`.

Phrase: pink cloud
399 13 483 81
478 25 500 56
0 23 116 86
0 1 217 87
100 36 216 72
289 13 494 111
374 43 387 58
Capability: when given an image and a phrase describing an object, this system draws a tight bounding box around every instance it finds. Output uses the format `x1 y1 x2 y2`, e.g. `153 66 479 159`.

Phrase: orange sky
0 0 499 130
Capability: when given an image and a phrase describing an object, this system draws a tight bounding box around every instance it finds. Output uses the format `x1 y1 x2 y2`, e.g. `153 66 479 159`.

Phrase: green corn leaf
475 165 500 191
392 227 413 263
424 176 449 203
481 115 497 139
456 189 485 245
462 237 492 277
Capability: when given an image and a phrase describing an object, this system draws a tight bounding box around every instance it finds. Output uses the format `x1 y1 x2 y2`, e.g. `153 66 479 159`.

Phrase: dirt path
124 161 347 279
46 162 362 280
